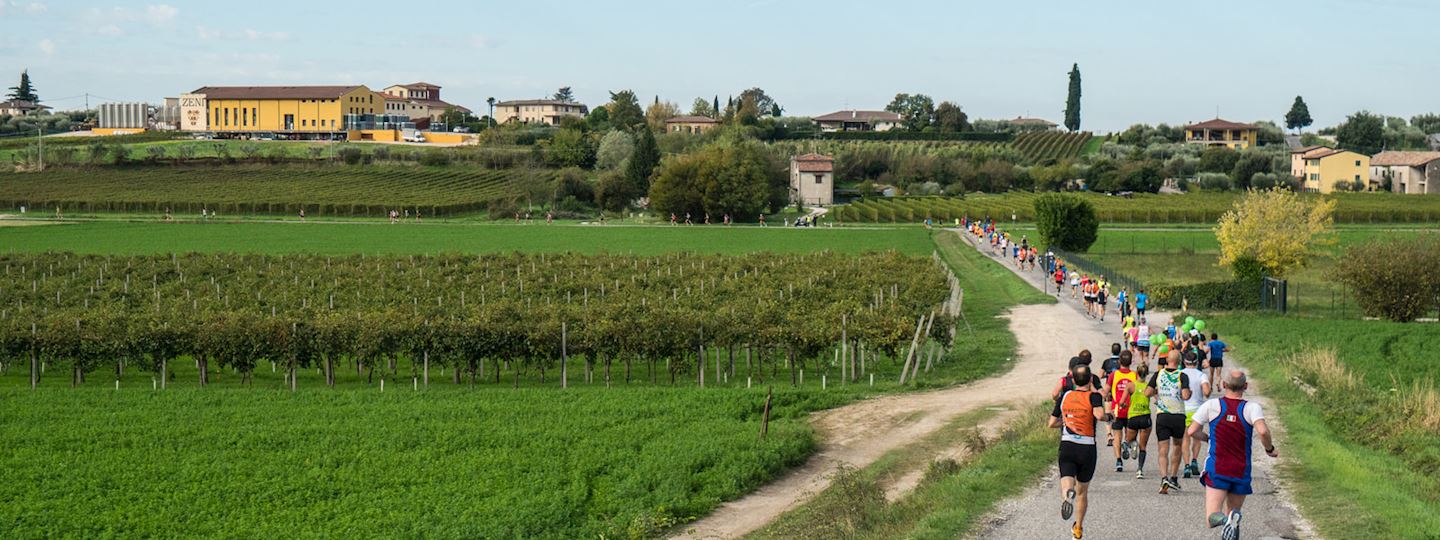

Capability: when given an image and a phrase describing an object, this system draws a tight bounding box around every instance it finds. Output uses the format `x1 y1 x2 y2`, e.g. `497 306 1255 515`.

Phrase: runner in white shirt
1180 351 1212 479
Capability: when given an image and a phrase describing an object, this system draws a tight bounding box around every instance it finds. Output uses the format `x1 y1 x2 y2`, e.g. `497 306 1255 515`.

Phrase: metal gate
1261 277 1287 314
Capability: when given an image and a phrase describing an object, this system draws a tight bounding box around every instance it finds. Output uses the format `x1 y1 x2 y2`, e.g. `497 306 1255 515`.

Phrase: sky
1 0 1436 132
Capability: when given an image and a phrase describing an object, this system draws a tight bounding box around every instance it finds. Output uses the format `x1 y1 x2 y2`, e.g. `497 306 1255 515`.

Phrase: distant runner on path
1187 370 1277 540
1051 364 1109 539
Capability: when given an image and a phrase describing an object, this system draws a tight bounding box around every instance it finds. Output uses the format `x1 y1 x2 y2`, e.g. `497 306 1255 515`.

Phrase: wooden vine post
759 385 773 440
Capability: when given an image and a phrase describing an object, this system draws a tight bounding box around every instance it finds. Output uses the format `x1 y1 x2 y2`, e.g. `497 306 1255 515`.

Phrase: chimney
851 110 856 119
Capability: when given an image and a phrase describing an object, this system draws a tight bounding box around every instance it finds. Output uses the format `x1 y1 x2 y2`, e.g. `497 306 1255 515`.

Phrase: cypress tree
712 96 720 119
1064 63 1081 132
626 127 660 191
1285 96 1313 133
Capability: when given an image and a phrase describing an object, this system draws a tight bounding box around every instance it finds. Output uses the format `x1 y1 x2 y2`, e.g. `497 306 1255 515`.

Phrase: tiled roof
1184 118 1258 131
191 86 364 99
665 115 719 124
793 153 834 173
1291 145 1329 155
813 110 901 122
1371 151 1440 167
0 99 49 109
495 99 586 107
1009 117 1057 126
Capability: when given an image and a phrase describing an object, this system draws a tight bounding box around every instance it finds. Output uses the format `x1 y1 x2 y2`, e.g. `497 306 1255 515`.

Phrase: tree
544 128 595 168
1410 113 1440 135
649 139 784 220
1230 152 1275 189
884 93 935 131
1336 111 1385 155
1333 237 1440 322
595 130 634 170
486 97 496 127
713 96 720 119
1284 96 1313 133
7 69 38 102
644 98 680 133
625 127 660 190
553 86 574 102
737 88 777 118
1063 63 1081 132
734 94 760 126
933 101 970 132
606 90 645 131
1215 188 1335 279
1198 146 1239 174
586 106 610 131
690 97 715 118
769 103 782 117
1033 193 1098 252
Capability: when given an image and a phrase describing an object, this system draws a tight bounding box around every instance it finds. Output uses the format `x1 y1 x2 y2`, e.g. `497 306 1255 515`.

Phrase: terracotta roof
1371 151 1440 167
813 110 901 122
665 115 719 124
495 99 586 107
0 99 49 110
1304 148 1345 159
1184 118 1258 131
793 153 834 173
191 85 365 100
398 82 440 89
1291 145 1329 155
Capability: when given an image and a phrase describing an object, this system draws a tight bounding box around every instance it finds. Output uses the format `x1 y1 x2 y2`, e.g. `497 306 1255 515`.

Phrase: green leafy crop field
0 165 544 217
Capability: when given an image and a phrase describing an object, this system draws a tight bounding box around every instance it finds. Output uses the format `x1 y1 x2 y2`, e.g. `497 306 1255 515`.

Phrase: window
815 174 824 184
1355 160 1361 167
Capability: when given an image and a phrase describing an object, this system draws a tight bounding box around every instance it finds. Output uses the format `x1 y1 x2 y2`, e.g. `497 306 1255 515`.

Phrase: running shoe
1221 510 1242 540
1207 512 1228 528
1183 464 1193 479
1121 441 1132 460
1115 459 1123 472
1169 477 1183 491
1159 480 1169 495
1061 488 1076 520
1072 521 1083 539
1135 469 1145 480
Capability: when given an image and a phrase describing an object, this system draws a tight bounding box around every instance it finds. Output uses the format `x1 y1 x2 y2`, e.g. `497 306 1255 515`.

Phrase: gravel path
673 230 1146 539
966 230 1316 540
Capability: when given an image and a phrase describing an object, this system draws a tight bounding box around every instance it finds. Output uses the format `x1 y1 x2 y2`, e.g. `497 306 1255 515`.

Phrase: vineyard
0 251 955 390
0 165 542 217
1010 131 1093 162
832 192 1440 224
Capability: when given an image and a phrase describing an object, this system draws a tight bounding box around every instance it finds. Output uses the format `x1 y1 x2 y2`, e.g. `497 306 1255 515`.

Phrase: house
1290 145 1330 179
494 99 588 125
1300 148 1369 193
664 115 719 135
381 82 471 122
1370 151 1440 194
812 110 900 132
1184 118 1259 150
789 153 835 207
0 99 50 116
1007 117 1058 131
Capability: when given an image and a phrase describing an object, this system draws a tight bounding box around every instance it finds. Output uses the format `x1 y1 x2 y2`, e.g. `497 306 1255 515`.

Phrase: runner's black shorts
1126 415 1152 431
1155 413 1186 441
1209 358 1225 368
1111 417 1127 430
1058 441 1098 483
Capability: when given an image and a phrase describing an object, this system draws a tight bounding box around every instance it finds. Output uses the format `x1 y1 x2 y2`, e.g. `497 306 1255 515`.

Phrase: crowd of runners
963 216 1276 540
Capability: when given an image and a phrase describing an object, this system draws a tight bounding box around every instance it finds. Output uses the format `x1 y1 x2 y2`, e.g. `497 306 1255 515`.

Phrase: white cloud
195 25 290 41
145 4 177 25
37 38 54 55
0 1 48 16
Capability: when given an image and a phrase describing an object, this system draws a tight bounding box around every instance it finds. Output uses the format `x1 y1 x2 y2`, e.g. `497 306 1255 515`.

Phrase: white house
789 153 835 207
812 110 900 132
1370 151 1440 194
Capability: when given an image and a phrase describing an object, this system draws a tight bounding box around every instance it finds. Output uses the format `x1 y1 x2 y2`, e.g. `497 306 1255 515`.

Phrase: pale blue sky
2 0 1435 131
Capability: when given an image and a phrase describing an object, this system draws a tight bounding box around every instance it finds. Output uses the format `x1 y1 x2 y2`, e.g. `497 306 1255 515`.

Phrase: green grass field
0 221 934 256
1213 314 1440 539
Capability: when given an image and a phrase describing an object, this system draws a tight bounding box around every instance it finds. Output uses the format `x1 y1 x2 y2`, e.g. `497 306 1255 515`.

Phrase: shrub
1033 193 1098 252
1146 279 1261 311
337 147 365 165
1193 172 1232 191
1332 237 1440 322
419 150 452 167
485 198 521 220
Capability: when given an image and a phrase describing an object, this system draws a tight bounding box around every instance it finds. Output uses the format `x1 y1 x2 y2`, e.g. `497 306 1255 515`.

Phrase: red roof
665 115 719 124
813 110 900 122
1371 151 1440 167
793 153 834 173
1184 118 1258 131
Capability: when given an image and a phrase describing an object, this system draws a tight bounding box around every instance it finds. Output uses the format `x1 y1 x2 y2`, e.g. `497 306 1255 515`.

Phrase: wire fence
1047 247 1148 295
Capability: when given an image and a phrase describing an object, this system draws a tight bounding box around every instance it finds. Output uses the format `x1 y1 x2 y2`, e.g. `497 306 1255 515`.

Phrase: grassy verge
1218 313 1440 539
746 403 1054 539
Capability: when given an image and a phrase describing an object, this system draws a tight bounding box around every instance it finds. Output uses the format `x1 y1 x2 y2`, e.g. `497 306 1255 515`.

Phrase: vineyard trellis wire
0 251 958 390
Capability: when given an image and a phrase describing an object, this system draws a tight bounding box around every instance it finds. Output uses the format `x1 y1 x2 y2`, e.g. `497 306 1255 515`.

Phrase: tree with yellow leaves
1215 188 1335 279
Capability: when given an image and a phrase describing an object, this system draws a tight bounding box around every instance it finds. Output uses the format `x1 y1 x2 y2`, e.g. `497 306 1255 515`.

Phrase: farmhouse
813 110 900 132
1290 145 1330 179
0 99 50 116
494 99 588 125
1184 118 1259 150
381 82 471 122
789 153 835 207
665 115 720 135
1299 148 1368 193
1007 117 1058 131
1370 151 1440 194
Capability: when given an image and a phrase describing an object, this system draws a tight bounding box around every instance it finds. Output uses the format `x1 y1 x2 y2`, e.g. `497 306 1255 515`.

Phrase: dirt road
674 231 1129 539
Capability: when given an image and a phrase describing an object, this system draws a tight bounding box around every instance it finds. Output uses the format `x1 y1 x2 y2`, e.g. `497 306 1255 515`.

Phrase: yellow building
1301 148 1370 193
664 115 720 134
1184 118 1259 150
180 85 381 136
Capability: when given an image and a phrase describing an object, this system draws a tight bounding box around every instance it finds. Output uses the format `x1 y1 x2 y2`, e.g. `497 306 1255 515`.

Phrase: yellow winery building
1301 148 1370 193
179 85 382 137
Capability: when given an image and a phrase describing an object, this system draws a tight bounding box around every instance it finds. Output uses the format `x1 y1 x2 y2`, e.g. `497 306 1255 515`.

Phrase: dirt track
674 230 1125 539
